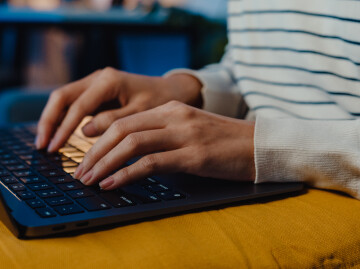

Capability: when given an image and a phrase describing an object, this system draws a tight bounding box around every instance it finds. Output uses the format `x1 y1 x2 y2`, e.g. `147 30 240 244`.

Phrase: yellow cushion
1 188 360 268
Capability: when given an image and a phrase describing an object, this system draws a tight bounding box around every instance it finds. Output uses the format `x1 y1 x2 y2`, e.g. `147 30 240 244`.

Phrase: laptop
0 122 303 238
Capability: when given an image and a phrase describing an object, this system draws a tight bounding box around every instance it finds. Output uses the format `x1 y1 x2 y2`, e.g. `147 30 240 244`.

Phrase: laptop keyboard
0 126 185 218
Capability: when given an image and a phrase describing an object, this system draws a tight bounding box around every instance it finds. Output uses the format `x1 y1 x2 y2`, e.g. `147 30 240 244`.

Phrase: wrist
164 74 203 108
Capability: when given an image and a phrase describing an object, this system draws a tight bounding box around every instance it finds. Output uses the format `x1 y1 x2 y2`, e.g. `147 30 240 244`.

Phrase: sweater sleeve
255 116 360 199
164 48 248 118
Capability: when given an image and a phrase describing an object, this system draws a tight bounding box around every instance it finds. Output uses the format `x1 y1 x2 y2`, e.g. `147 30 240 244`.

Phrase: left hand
74 101 255 190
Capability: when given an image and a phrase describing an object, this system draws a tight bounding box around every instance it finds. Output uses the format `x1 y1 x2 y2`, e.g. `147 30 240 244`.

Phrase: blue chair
0 89 49 125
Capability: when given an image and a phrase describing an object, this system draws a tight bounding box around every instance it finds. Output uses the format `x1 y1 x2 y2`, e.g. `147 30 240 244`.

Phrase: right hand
36 67 203 152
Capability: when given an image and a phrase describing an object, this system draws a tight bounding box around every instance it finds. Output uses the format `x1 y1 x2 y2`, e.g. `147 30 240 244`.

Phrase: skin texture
36 67 255 189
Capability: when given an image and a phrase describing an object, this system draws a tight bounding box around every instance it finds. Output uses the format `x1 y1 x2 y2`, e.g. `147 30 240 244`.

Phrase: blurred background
0 0 227 124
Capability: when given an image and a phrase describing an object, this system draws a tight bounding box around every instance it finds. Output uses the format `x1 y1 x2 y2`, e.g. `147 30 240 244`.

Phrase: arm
255 117 360 199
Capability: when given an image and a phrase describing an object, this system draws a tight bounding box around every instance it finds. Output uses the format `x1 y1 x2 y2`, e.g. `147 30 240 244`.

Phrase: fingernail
80 170 93 185
82 121 98 137
74 163 84 179
99 177 114 190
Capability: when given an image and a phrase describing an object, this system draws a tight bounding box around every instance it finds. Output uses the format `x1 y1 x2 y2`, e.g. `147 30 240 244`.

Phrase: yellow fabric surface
1 188 360 268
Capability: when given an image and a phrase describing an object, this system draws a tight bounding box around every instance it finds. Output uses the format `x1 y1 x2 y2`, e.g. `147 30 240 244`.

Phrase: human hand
36 68 202 152
74 101 255 190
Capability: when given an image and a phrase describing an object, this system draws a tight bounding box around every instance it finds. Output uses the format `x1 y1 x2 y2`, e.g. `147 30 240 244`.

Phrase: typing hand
36 67 202 152
74 101 255 190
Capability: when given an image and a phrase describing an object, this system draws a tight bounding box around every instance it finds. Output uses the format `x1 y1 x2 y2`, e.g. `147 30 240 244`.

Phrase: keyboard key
6 164 28 171
38 151 58 157
1 140 13 145
49 175 74 184
49 155 69 162
58 181 83 191
17 191 36 200
7 145 26 151
19 153 39 160
46 196 73 206
57 160 78 168
0 169 10 176
77 197 111 211
25 159 47 166
63 167 77 173
13 149 33 155
100 192 135 207
71 157 84 163
0 154 13 160
9 183 26 192
0 176 18 184
63 151 85 158
27 199 46 208
137 177 159 185
53 204 84 215
122 187 161 203
68 137 91 152
157 191 185 201
40 170 66 177
36 207 57 218
1 159 20 165
34 164 54 171
58 147 78 153
13 170 34 177
19 176 44 184
88 185 103 194
145 184 169 192
67 189 94 199
28 182 52 191
37 189 63 198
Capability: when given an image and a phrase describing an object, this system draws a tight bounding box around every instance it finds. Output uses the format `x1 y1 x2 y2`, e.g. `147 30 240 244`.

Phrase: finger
99 149 186 190
81 105 138 137
36 71 99 149
80 129 180 185
74 107 167 179
47 72 120 152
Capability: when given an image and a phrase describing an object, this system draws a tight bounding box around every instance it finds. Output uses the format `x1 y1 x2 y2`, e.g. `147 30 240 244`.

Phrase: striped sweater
167 0 360 199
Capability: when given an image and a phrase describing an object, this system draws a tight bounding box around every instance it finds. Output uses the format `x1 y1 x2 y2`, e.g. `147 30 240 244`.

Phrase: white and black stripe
227 0 360 120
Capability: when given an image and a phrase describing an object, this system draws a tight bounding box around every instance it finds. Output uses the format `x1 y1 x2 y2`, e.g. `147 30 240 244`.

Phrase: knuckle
141 155 159 172
117 167 130 181
99 67 119 85
112 119 124 133
160 100 183 114
124 133 141 150
102 67 117 76
81 154 95 171
176 104 195 119
50 89 65 103
82 151 93 166
94 158 107 173
166 100 181 107
163 100 182 111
